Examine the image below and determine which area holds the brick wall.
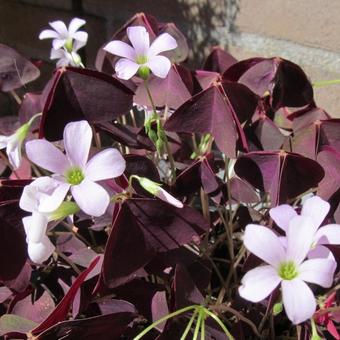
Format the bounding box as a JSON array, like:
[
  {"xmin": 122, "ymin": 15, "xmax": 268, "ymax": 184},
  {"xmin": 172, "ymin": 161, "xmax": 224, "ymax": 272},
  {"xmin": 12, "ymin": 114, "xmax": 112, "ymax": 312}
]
[{"xmin": 1, "ymin": 0, "xmax": 340, "ymax": 117}]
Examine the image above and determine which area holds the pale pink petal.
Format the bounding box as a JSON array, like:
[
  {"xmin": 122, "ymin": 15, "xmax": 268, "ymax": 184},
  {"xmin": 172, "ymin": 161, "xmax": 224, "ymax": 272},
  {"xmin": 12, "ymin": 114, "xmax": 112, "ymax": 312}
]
[
  {"xmin": 72, "ymin": 31, "xmax": 88, "ymax": 43},
  {"xmin": 7, "ymin": 141, "xmax": 21, "ymax": 170},
  {"xmin": 157, "ymin": 188, "xmax": 183, "ymax": 208},
  {"xmin": 39, "ymin": 29, "xmax": 60, "ymax": 40},
  {"xmin": 38, "ymin": 182, "xmax": 70, "ymax": 213},
  {"xmin": 243, "ymin": 224, "xmax": 285, "ymax": 267},
  {"xmin": 147, "ymin": 56, "xmax": 171, "ymax": 78},
  {"xmin": 73, "ymin": 39, "xmax": 86, "ymax": 51},
  {"xmin": 127, "ymin": 26, "xmax": 150, "ymax": 56},
  {"xmin": 64, "ymin": 120, "xmax": 92, "ymax": 167},
  {"xmin": 281, "ymin": 279, "xmax": 316, "ymax": 324},
  {"xmin": 286, "ymin": 215, "xmax": 315, "ymax": 265},
  {"xmin": 28, "ymin": 236, "xmax": 55, "ymax": 264},
  {"xmin": 50, "ymin": 48, "xmax": 64, "ymax": 60},
  {"xmin": 115, "ymin": 58, "xmax": 139, "ymax": 80},
  {"xmin": 148, "ymin": 33, "xmax": 177, "ymax": 56},
  {"xmin": 103, "ymin": 41, "xmax": 136, "ymax": 60},
  {"xmin": 85, "ymin": 148, "xmax": 125, "ymax": 181},
  {"xmin": 68, "ymin": 18, "xmax": 86, "ymax": 36},
  {"xmin": 301, "ymin": 196, "xmax": 330, "ymax": 229},
  {"xmin": 299, "ymin": 258, "xmax": 336, "ymax": 288},
  {"xmin": 239, "ymin": 265, "xmax": 281, "ymax": 302},
  {"xmin": 53, "ymin": 38, "xmax": 67, "ymax": 50},
  {"xmin": 71, "ymin": 179, "xmax": 109, "ymax": 217},
  {"xmin": 49, "ymin": 20, "xmax": 68, "ymax": 37},
  {"xmin": 23, "ymin": 213, "xmax": 49, "ymax": 243},
  {"xmin": 25, "ymin": 139, "xmax": 70, "ymax": 174},
  {"xmin": 0, "ymin": 136, "xmax": 9, "ymax": 149},
  {"xmin": 308, "ymin": 244, "xmax": 333, "ymax": 259},
  {"xmin": 269, "ymin": 204, "xmax": 297, "ymax": 232},
  {"xmin": 314, "ymin": 224, "xmax": 340, "ymax": 245}
]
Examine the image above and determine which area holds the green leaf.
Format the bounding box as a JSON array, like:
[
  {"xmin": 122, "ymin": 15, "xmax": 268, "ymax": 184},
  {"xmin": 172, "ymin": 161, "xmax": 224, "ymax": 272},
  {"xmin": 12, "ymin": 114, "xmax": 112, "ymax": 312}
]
[{"xmin": 0, "ymin": 314, "xmax": 37, "ymax": 336}]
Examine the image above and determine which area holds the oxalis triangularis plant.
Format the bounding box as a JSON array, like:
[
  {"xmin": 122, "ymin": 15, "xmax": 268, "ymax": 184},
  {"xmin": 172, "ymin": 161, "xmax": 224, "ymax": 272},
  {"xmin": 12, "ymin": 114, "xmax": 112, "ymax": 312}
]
[{"xmin": 0, "ymin": 13, "xmax": 339, "ymax": 340}]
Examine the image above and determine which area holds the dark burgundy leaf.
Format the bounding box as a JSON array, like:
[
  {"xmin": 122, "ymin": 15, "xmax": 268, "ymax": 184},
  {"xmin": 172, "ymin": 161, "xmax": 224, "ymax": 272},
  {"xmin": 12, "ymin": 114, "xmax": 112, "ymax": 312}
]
[
  {"xmin": 319, "ymin": 119, "xmax": 340, "ymax": 153},
  {"xmin": 203, "ymin": 46, "xmax": 237, "ymax": 74},
  {"xmin": 96, "ymin": 121, "xmax": 155, "ymax": 150},
  {"xmin": 18, "ymin": 92, "xmax": 43, "ymax": 129},
  {"xmin": 317, "ymin": 146, "xmax": 340, "ymax": 200},
  {"xmin": 134, "ymin": 65, "xmax": 191, "ymax": 109},
  {"xmin": 195, "ymin": 70, "xmax": 221, "ymax": 90},
  {"xmin": 0, "ymin": 44, "xmax": 40, "ymax": 92},
  {"xmin": 31, "ymin": 256, "xmax": 100, "ymax": 336},
  {"xmin": 37, "ymin": 312, "xmax": 136, "ymax": 340},
  {"xmin": 234, "ymin": 151, "xmax": 324, "ymax": 206},
  {"xmin": 173, "ymin": 264, "xmax": 204, "ymax": 309},
  {"xmin": 39, "ymin": 67, "xmax": 134, "ymax": 141},
  {"xmin": 165, "ymin": 82, "xmax": 258, "ymax": 158},
  {"xmin": 103, "ymin": 199, "xmax": 209, "ymax": 288},
  {"xmin": 223, "ymin": 57, "xmax": 313, "ymax": 111},
  {"xmin": 229, "ymin": 177, "xmax": 259, "ymax": 204},
  {"xmin": 0, "ymin": 203, "xmax": 27, "ymax": 281}
]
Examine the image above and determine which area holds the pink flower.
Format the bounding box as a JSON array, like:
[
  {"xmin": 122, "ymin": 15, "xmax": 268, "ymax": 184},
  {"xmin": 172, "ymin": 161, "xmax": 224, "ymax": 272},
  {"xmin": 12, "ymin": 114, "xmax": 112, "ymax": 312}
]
[
  {"xmin": 270, "ymin": 196, "xmax": 340, "ymax": 259},
  {"xmin": 25, "ymin": 120, "xmax": 126, "ymax": 217},
  {"xmin": 103, "ymin": 26, "xmax": 177, "ymax": 80},
  {"xmin": 239, "ymin": 218, "xmax": 336, "ymax": 324}
]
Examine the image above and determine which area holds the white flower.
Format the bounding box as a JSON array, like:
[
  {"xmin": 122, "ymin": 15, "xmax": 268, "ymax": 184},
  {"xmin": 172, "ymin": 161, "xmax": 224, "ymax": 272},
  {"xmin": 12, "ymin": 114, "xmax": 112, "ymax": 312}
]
[
  {"xmin": 25, "ymin": 120, "xmax": 126, "ymax": 217},
  {"xmin": 39, "ymin": 18, "xmax": 88, "ymax": 51},
  {"xmin": 104, "ymin": 26, "xmax": 177, "ymax": 80},
  {"xmin": 50, "ymin": 46, "xmax": 82, "ymax": 67},
  {"xmin": 239, "ymin": 219, "xmax": 336, "ymax": 324},
  {"xmin": 20, "ymin": 176, "xmax": 79, "ymax": 264}
]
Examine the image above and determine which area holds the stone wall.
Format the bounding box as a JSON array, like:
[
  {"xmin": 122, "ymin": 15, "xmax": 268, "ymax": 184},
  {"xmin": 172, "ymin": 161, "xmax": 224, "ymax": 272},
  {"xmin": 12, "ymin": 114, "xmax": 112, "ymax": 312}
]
[{"xmin": 1, "ymin": 0, "xmax": 340, "ymax": 116}]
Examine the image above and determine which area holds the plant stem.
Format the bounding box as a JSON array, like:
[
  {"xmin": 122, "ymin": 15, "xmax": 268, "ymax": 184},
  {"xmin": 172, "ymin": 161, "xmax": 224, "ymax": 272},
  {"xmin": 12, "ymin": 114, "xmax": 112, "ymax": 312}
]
[
  {"xmin": 180, "ymin": 309, "xmax": 198, "ymax": 340},
  {"xmin": 313, "ymin": 79, "xmax": 340, "ymax": 88},
  {"xmin": 134, "ymin": 305, "xmax": 197, "ymax": 340}
]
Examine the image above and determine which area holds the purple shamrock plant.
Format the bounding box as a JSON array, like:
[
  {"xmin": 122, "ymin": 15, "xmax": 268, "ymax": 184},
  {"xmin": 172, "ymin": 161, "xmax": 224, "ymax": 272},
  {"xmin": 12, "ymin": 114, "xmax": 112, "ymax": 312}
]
[{"xmin": 0, "ymin": 12, "xmax": 339, "ymax": 340}]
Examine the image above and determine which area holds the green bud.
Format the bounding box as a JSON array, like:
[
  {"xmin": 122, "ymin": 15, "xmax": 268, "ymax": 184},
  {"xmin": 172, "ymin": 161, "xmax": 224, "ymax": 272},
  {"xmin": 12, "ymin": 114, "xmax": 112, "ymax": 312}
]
[
  {"xmin": 134, "ymin": 176, "xmax": 162, "ymax": 196},
  {"xmin": 156, "ymin": 138, "xmax": 165, "ymax": 154},
  {"xmin": 148, "ymin": 129, "xmax": 158, "ymax": 145},
  {"xmin": 273, "ymin": 302, "xmax": 283, "ymax": 316},
  {"xmin": 138, "ymin": 66, "xmax": 150, "ymax": 80},
  {"xmin": 50, "ymin": 201, "xmax": 80, "ymax": 220}
]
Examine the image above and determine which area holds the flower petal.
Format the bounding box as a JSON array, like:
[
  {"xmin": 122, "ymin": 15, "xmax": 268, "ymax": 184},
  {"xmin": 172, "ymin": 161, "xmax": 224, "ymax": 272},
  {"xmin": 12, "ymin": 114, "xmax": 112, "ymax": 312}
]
[
  {"xmin": 85, "ymin": 148, "xmax": 125, "ymax": 181},
  {"xmin": 308, "ymin": 245, "xmax": 333, "ymax": 259},
  {"xmin": 314, "ymin": 224, "xmax": 340, "ymax": 245},
  {"xmin": 23, "ymin": 212, "xmax": 49, "ymax": 243},
  {"xmin": 25, "ymin": 139, "xmax": 70, "ymax": 174},
  {"xmin": 52, "ymin": 38, "xmax": 67, "ymax": 50},
  {"xmin": 72, "ymin": 31, "xmax": 88, "ymax": 43},
  {"xmin": 282, "ymin": 279, "xmax": 316, "ymax": 324},
  {"xmin": 50, "ymin": 48, "xmax": 65, "ymax": 60},
  {"xmin": 28, "ymin": 236, "xmax": 55, "ymax": 264},
  {"xmin": 115, "ymin": 58, "xmax": 139, "ymax": 80},
  {"xmin": 148, "ymin": 33, "xmax": 177, "ymax": 56},
  {"xmin": 239, "ymin": 265, "xmax": 281, "ymax": 302},
  {"xmin": 286, "ymin": 215, "xmax": 315, "ymax": 265},
  {"xmin": 39, "ymin": 29, "xmax": 60, "ymax": 40},
  {"xmin": 71, "ymin": 179, "xmax": 109, "ymax": 217},
  {"xmin": 38, "ymin": 182, "xmax": 70, "ymax": 213},
  {"xmin": 0, "ymin": 136, "xmax": 9, "ymax": 149},
  {"xmin": 299, "ymin": 258, "xmax": 336, "ymax": 287},
  {"xmin": 49, "ymin": 20, "xmax": 68, "ymax": 37},
  {"xmin": 301, "ymin": 196, "xmax": 330, "ymax": 229},
  {"xmin": 127, "ymin": 26, "xmax": 150, "ymax": 56},
  {"xmin": 243, "ymin": 224, "xmax": 285, "ymax": 267},
  {"xmin": 269, "ymin": 204, "xmax": 297, "ymax": 232},
  {"xmin": 103, "ymin": 41, "xmax": 136, "ymax": 60},
  {"xmin": 157, "ymin": 188, "xmax": 183, "ymax": 208},
  {"xmin": 147, "ymin": 55, "xmax": 171, "ymax": 78},
  {"xmin": 64, "ymin": 120, "xmax": 92, "ymax": 168},
  {"xmin": 68, "ymin": 18, "xmax": 86, "ymax": 36},
  {"xmin": 7, "ymin": 139, "xmax": 21, "ymax": 170}
]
